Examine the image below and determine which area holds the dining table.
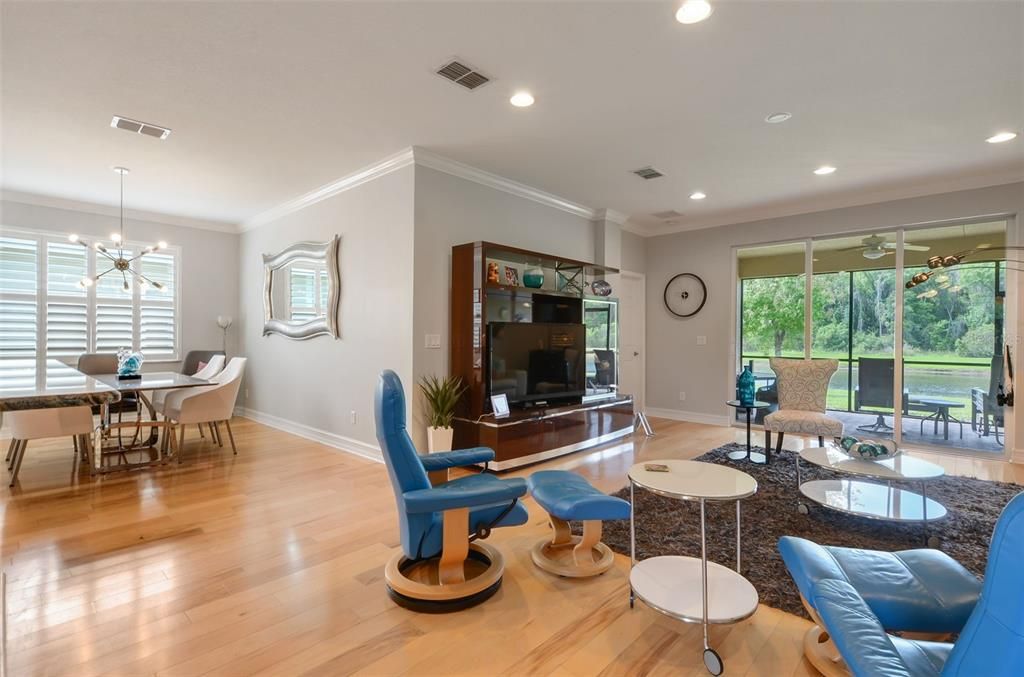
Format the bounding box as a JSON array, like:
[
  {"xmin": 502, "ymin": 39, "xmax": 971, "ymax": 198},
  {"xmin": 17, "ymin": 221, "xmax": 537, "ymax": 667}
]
[{"xmin": 0, "ymin": 359, "xmax": 212, "ymax": 474}]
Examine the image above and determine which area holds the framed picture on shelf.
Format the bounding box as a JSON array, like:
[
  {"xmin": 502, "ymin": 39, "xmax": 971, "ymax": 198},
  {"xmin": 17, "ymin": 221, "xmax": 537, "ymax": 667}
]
[
  {"xmin": 491, "ymin": 393, "xmax": 511, "ymax": 419},
  {"xmin": 504, "ymin": 266, "xmax": 520, "ymax": 287}
]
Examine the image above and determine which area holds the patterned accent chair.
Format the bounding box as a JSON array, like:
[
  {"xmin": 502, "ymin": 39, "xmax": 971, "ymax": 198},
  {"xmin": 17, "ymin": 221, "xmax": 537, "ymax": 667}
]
[{"xmin": 763, "ymin": 358, "xmax": 843, "ymax": 462}]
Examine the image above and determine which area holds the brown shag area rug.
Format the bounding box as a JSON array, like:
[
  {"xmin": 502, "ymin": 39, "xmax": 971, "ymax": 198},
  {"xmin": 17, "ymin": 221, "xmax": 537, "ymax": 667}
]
[{"xmin": 600, "ymin": 443, "xmax": 1022, "ymax": 618}]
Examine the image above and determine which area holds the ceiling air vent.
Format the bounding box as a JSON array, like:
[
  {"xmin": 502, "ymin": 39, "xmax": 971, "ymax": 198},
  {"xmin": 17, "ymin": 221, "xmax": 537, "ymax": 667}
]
[
  {"xmin": 652, "ymin": 210, "xmax": 683, "ymax": 220},
  {"xmin": 436, "ymin": 59, "xmax": 491, "ymax": 90},
  {"xmin": 632, "ymin": 166, "xmax": 664, "ymax": 180},
  {"xmin": 111, "ymin": 115, "xmax": 171, "ymax": 140}
]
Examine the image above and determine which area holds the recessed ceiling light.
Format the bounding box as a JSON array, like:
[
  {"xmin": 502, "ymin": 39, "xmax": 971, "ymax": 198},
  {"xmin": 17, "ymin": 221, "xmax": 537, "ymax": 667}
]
[
  {"xmin": 814, "ymin": 165, "xmax": 837, "ymax": 175},
  {"xmin": 675, "ymin": 0, "xmax": 713, "ymax": 24},
  {"xmin": 690, "ymin": 191, "xmax": 707, "ymax": 200},
  {"xmin": 510, "ymin": 91, "xmax": 535, "ymax": 107},
  {"xmin": 765, "ymin": 112, "xmax": 792, "ymax": 124},
  {"xmin": 986, "ymin": 131, "xmax": 1017, "ymax": 144}
]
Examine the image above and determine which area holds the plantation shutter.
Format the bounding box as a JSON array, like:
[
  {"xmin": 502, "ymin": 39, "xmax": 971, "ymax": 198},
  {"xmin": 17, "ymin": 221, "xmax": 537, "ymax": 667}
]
[
  {"xmin": 95, "ymin": 304, "xmax": 133, "ymax": 352},
  {"xmin": 0, "ymin": 236, "xmax": 39, "ymax": 357},
  {"xmin": 140, "ymin": 253, "xmax": 176, "ymax": 356},
  {"xmin": 290, "ymin": 268, "xmax": 317, "ymax": 321},
  {"xmin": 45, "ymin": 242, "xmax": 88, "ymax": 356}
]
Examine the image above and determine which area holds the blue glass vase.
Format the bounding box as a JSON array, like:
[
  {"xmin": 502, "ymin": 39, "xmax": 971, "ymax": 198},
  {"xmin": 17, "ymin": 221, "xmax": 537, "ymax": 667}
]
[{"xmin": 736, "ymin": 366, "xmax": 756, "ymax": 406}]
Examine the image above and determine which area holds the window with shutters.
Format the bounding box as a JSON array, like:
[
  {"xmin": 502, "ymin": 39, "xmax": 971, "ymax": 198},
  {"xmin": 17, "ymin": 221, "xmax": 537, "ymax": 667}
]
[
  {"xmin": 0, "ymin": 230, "xmax": 180, "ymax": 361},
  {"xmin": 288, "ymin": 266, "xmax": 321, "ymax": 321}
]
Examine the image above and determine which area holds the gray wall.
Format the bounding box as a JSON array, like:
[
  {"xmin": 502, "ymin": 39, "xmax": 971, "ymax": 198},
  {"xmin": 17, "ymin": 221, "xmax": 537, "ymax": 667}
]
[
  {"xmin": 237, "ymin": 166, "xmax": 415, "ymax": 454},
  {"xmin": 0, "ymin": 198, "xmax": 240, "ymax": 366},
  {"xmin": 644, "ymin": 182, "xmax": 1023, "ymax": 441},
  {"xmin": 621, "ymin": 230, "xmax": 647, "ymax": 274},
  {"xmin": 411, "ymin": 166, "xmax": 598, "ymax": 448}
]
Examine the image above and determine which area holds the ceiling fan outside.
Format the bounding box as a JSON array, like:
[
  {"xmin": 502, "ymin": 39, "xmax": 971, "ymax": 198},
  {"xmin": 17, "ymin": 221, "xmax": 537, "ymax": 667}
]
[{"xmin": 838, "ymin": 234, "xmax": 930, "ymax": 260}]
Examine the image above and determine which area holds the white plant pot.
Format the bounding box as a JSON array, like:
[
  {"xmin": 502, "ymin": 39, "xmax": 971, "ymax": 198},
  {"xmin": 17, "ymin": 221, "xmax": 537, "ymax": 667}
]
[{"xmin": 427, "ymin": 426, "xmax": 454, "ymax": 453}]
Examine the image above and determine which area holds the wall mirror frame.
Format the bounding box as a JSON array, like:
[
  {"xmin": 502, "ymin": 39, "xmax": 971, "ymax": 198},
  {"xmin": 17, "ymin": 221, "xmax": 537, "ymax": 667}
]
[{"xmin": 262, "ymin": 235, "xmax": 341, "ymax": 340}]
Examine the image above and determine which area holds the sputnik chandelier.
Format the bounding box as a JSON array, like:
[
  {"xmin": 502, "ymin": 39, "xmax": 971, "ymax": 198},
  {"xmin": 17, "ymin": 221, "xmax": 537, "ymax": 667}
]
[
  {"xmin": 69, "ymin": 166, "xmax": 167, "ymax": 291},
  {"xmin": 905, "ymin": 244, "xmax": 1024, "ymax": 293}
]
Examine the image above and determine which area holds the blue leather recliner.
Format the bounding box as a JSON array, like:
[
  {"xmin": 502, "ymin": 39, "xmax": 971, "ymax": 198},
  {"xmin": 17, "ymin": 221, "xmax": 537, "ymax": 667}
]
[
  {"xmin": 780, "ymin": 491, "xmax": 1024, "ymax": 676},
  {"xmin": 375, "ymin": 370, "xmax": 528, "ymax": 612}
]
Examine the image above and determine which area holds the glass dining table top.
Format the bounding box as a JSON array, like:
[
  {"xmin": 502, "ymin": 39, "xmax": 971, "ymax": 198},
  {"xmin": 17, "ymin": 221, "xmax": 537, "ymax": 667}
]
[
  {"xmin": 93, "ymin": 371, "xmax": 210, "ymax": 392},
  {"xmin": 0, "ymin": 360, "xmax": 211, "ymax": 411},
  {"xmin": 0, "ymin": 359, "xmax": 119, "ymax": 411}
]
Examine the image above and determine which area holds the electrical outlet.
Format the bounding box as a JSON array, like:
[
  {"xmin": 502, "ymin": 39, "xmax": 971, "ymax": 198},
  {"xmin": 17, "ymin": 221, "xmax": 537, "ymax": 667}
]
[
  {"xmin": 696, "ymin": 336, "xmax": 707, "ymax": 346},
  {"xmin": 678, "ymin": 391, "xmax": 687, "ymax": 401},
  {"xmin": 350, "ymin": 410, "xmax": 357, "ymax": 424}
]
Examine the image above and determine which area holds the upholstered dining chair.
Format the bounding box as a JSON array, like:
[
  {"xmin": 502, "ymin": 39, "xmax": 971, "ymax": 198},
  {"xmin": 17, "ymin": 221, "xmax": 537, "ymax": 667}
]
[
  {"xmin": 151, "ymin": 354, "xmax": 226, "ymax": 430},
  {"xmin": 161, "ymin": 357, "xmax": 246, "ymax": 459},
  {"xmin": 5, "ymin": 405, "xmax": 95, "ymax": 487},
  {"xmin": 375, "ymin": 369, "xmax": 528, "ymax": 612},
  {"xmin": 763, "ymin": 358, "xmax": 843, "ymax": 462}
]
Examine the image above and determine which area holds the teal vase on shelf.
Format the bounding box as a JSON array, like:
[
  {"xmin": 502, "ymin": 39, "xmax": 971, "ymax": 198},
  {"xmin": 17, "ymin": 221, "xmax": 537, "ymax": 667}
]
[
  {"xmin": 736, "ymin": 366, "xmax": 756, "ymax": 406},
  {"xmin": 523, "ymin": 266, "xmax": 545, "ymax": 288}
]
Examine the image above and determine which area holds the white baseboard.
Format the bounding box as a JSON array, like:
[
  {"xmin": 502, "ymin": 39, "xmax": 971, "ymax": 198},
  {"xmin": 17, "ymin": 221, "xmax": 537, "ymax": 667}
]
[
  {"xmin": 235, "ymin": 407, "xmax": 382, "ymax": 463},
  {"xmin": 645, "ymin": 407, "xmax": 732, "ymax": 427}
]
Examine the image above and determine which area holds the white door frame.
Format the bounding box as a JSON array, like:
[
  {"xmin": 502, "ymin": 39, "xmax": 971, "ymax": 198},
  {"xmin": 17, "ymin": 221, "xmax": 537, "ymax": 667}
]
[{"xmin": 619, "ymin": 270, "xmax": 646, "ymax": 412}]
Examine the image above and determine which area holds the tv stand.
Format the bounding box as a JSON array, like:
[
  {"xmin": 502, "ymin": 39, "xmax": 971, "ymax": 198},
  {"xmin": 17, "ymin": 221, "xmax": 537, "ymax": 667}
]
[
  {"xmin": 454, "ymin": 395, "xmax": 634, "ymax": 470},
  {"xmin": 450, "ymin": 241, "xmax": 634, "ymax": 469}
]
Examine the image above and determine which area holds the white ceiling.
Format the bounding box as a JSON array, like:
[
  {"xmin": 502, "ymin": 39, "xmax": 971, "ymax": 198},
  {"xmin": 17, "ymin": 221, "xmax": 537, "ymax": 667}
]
[{"xmin": 2, "ymin": 1, "xmax": 1022, "ymax": 235}]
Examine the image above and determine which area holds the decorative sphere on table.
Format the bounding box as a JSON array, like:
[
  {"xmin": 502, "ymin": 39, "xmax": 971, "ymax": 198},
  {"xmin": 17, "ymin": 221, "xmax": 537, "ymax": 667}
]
[
  {"xmin": 736, "ymin": 366, "xmax": 756, "ymax": 406},
  {"xmin": 116, "ymin": 348, "xmax": 144, "ymax": 376}
]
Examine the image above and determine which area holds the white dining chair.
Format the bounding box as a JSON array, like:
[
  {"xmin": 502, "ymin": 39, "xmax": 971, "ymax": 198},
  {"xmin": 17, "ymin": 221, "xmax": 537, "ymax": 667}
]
[
  {"xmin": 152, "ymin": 354, "xmax": 226, "ymax": 443},
  {"xmin": 161, "ymin": 357, "xmax": 247, "ymax": 461},
  {"xmin": 5, "ymin": 406, "xmax": 95, "ymax": 487}
]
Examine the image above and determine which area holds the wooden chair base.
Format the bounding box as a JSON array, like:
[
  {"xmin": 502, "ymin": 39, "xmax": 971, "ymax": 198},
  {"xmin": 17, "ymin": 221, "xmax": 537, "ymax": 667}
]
[
  {"xmin": 530, "ymin": 517, "xmax": 615, "ymax": 578},
  {"xmin": 530, "ymin": 538, "xmax": 615, "ymax": 578},
  {"xmin": 384, "ymin": 542, "xmax": 505, "ymax": 613},
  {"xmin": 803, "ymin": 624, "xmax": 850, "ymax": 677}
]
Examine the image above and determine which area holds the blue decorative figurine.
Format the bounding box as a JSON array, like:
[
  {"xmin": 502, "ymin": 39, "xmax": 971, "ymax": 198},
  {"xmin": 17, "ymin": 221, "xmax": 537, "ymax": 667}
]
[
  {"xmin": 736, "ymin": 365, "xmax": 756, "ymax": 406},
  {"xmin": 116, "ymin": 347, "xmax": 144, "ymax": 379}
]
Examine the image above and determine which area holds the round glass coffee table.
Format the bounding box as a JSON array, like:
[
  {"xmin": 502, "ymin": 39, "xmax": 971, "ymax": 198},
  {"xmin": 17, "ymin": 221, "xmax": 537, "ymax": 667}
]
[
  {"xmin": 628, "ymin": 460, "xmax": 759, "ymax": 676},
  {"xmin": 725, "ymin": 400, "xmax": 772, "ymax": 464},
  {"xmin": 796, "ymin": 443, "xmax": 947, "ymax": 547}
]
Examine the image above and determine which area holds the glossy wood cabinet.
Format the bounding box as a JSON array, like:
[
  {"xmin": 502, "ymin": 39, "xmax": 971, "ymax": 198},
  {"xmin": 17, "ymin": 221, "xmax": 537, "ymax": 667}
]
[{"xmin": 450, "ymin": 241, "xmax": 633, "ymax": 469}]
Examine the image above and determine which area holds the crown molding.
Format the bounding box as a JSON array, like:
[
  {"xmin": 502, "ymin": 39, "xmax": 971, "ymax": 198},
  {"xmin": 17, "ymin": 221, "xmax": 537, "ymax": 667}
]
[
  {"xmin": 0, "ymin": 189, "xmax": 239, "ymax": 233},
  {"xmin": 592, "ymin": 207, "xmax": 628, "ymax": 225},
  {"xmin": 241, "ymin": 147, "xmax": 416, "ymax": 231},
  {"xmin": 411, "ymin": 147, "xmax": 598, "ymax": 221},
  {"xmin": 641, "ymin": 169, "xmax": 1024, "ymax": 238}
]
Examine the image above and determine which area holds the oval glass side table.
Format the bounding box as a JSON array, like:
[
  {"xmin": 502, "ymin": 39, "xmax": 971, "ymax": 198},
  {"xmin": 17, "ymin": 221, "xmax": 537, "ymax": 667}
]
[{"xmin": 628, "ymin": 460, "xmax": 759, "ymax": 676}]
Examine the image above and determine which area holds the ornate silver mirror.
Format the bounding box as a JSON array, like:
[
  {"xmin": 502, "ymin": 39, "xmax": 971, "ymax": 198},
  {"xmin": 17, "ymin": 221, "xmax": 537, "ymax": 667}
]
[{"xmin": 263, "ymin": 235, "xmax": 341, "ymax": 339}]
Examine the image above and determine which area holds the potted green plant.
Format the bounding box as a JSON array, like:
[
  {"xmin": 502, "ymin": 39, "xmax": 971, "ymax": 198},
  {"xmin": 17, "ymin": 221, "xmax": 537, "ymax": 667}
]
[{"xmin": 418, "ymin": 374, "xmax": 467, "ymax": 452}]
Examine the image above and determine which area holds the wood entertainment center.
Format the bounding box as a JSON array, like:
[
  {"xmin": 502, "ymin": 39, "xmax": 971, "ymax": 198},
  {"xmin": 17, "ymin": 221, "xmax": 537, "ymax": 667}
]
[{"xmin": 450, "ymin": 241, "xmax": 634, "ymax": 470}]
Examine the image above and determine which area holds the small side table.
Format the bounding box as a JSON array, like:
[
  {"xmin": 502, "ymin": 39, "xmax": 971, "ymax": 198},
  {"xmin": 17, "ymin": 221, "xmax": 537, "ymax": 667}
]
[
  {"xmin": 628, "ymin": 460, "xmax": 759, "ymax": 676},
  {"xmin": 726, "ymin": 400, "xmax": 771, "ymax": 464}
]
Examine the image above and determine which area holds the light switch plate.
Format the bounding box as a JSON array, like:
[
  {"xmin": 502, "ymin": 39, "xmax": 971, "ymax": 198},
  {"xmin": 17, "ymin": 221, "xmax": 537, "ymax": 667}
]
[
  {"xmin": 425, "ymin": 334, "xmax": 442, "ymax": 349},
  {"xmin": 696, "ymin": 336, "xmax": 707, "ymax": 345}
]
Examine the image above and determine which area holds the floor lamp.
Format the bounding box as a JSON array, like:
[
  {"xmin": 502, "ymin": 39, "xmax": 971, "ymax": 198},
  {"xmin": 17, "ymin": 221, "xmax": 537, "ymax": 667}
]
[{"xmin": 217, "ymin": 316, "xmax": 233, "ymax": 356}]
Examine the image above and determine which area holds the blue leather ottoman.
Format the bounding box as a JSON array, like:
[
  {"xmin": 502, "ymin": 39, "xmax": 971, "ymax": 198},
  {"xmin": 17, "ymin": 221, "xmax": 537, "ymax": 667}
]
[
  {"xmin": 527, "ymin": 470, "xmax": 631, "ymax": 577},
  {"xmin": 778, "ymin": 536, "xmax": 981, "ymax": 634}
]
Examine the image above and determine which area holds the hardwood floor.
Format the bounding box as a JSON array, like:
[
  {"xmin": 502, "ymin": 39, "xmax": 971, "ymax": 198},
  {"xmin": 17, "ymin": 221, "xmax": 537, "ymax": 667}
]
[{"xmin": 1, "ymin": 417, "xmax": 1020, "ymax": 676}]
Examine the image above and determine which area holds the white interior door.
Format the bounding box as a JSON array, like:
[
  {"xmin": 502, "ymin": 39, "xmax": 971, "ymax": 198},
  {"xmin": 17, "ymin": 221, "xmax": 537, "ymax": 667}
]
[{"xmin": 617, "ymin": 271, "xmax": 646, "ymax": 411}]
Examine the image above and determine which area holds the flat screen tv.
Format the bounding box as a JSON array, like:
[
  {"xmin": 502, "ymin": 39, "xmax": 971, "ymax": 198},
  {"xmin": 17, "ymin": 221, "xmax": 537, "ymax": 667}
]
[{"xmin": 488, "ymin": 322, "xmax": 586, "ymax": 406}]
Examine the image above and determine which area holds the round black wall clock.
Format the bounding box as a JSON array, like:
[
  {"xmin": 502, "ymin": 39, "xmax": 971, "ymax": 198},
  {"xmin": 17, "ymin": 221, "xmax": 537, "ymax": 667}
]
[{"xmin": 663, "ymin": 273, "xmax": 707, "ymax": 318}]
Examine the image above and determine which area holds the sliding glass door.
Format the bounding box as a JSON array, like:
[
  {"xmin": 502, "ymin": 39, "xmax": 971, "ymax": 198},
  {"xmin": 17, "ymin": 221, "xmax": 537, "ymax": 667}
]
[
  {"xmin": 811, "ymin": 233, "xmax": 898, "ymax": 442},
  {"xmin": 736, "ymin": 219, "xmax": 1011, "ymax": 455}
]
